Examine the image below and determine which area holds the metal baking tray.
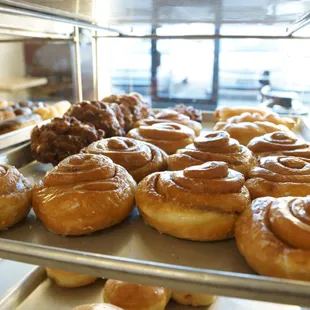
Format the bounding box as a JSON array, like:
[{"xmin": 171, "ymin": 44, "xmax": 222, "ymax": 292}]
[
  {"xmin": 0, "ymin": 112, "xmax": 310, "ymax": 306},
  {"xmin": 0, "ymin": 267, "xmax": 299, "ymax": 310}
]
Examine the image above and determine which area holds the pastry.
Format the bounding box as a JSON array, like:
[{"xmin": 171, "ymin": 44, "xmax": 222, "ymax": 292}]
[
  {"xmin": 245, "ymin": 156, "xmax": 310, "ymax": 198},
  {"xmin": 34, "ymin": 100, "xmax": 71, "ymax": 120},
  {"xmin": 235, "ymin": 196, "xmax": 310, "ymax": 280},
  {"xmin": 14, "ymin": 107, "xmax": 32, "ymax": 116},
  {"xmin": 66, "ymin": 101, "xmax": 125, "ymax": 137},
  {"xmin": 0, "ymin": 114, "xmax": 41, "ymax": 135},
  {"xmin": 136, "ymin": 161, "xmax": 250, "ymax": 241},
  {"xmin": 17, "ymin": 100, "xmax": 46, "ymax": 110},
  {"xmin": 168, "ymin": 131, "xmax": 257, "ymax": 177},
  {"xmin": 0, "ymin": 110, "xmax": 15, "ymax": 122},
  {"xmin": 46, "ymin": 268, "xmax": 97, "ymax": 288},
  {"xmin": 83, "ymin": 137, "xmax": 168, "ymax": 183},
  {"xmin": 248, "ymin": 131, "xmax": 310, "ymax": 159},
  {"xmin": 172, "ymin": 291, "xmax": 216, "ymax": 306},
  {"xmin": 135, "ymin": 110, "xmax": 202, "ymax": 136},
  {"xmin": 214, "ymin": 106, "xmax": 269, "ymax": 122},
  {"xmin": 73, "ymin": 304, "xmax": 124, "ymax": 310},
  {"xmin": 32, "ymin": 154, "xmax": 136, "ymax": 235},
  {"xmin": 171, "ymin": 104, "xmax": 202, "ymax": 122},
  {"xmin": 0, "ymin": 100, "xmax": 9, "ymax": 109},
  {"xmin": 0, "ymin": 165, "xmax": 32, "ymax": 230},
  {"xmin": 103, "ymin": 279, "xmax": 171, "ymax": 310},
  {"xmin": 127, "ymin": 123, "xmax": 195, "ymax": 155},
  {"xmin": 213, "ymin": 121, "xmax": 293, "ymax": 146},
  {"xmin": 30, "ymin": 116, "xmax": 104, "ymax": 165}
]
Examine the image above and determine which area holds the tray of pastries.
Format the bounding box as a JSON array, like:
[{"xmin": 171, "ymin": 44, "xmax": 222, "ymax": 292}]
[{"xmin": 0, "ymin": 96, "xmax": 310, "ymax": 306}]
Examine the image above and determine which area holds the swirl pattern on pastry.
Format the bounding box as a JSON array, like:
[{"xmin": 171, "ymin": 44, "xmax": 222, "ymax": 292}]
[
  {"xmin": 127, "ymin": 122, "xmax": 195, "ymax": 155},
  {"xmin": 83, "ymin": 137, "xmax": 167, "ymax": 183},
  {"xmin": 0, "ymin": 165, "xmax": 32, "ymax": 230},
  {"xmin": 168, "ymin": 131, "xmax": 257, "ymax": 177},
  {"xmin": 136, "ymin": 161, "xmax": 250, "ymax": 241},
  {"xmin": 33, "ymin": 154, "xmax": 136, "ymax": 235},
  {"xmin": 246, "ymin": 155, "xmax": 310, "ymax": 198},
  {"xmin": 236, "ymin": 196, "xmax": 310, "ymax": 280}
]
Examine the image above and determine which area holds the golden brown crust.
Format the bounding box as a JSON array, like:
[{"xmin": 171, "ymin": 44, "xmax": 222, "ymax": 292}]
[
  {"xmin": 171, "ymin": 104, "xmax": 202, "ymax": 122},
  {"xmin": 83, "ymin": 137, "xmax": 167, "ymax": 183},
  {"xmin": 245, "ymin": 156, "xmax": 310, "ymax": 198},
  {"xmin": 34, "ymin": 101, "xmax": 71, "ymax": 120},
  {"xmin": 127, "ymin": 123, "xmax": 195, "ymax": 155},
  {"xmin": 214, "ymin": 106, "xmax": 268, "ymax": 122},
  {"xmin": 168, "ymin": 131, "xmax": 257, "ymax": 177},
  {"xmin": 235, "ymin": 196, "xmax": 310, "ymax": 280},
  {"xmin": 0, "ymin": 165, "xmax": 32, "ymax": 230},
  {"xmin": 171, "ymin": 291, "xmax": 216, "ymax": 306},
  {"xmin": 74, "ymin": 304, "xmax": 124, "ymax": 310},
  {"xmin": 103, "ymin": 280, "xmax": 171, "ymax": 310},
  {"xmin": 0, "ymin": 110, "xmax": 15, "ymax": 122},
  {"xmin": 32, "ymin": 154, "xmax": 136, "ymax": 235},
  {"xmin": 46, "ymin": 268, "xmax": 97, "ymax": 288},
  {"xmin": 136, "ymin": 161, "xmax": 250, "ymax": 241}
]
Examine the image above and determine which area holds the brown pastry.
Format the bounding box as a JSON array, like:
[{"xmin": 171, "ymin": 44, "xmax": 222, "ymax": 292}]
[
  {"xmin": 171, "ymin": 104, "xmax": 202, "ymax": 122},
  {"xmin": 46, "ymin": 268, "xmax": 97, "ymax": 288},
  {"xmin": 214, "ymin": 121, "xmax": 293, "ymax": 146},
  {"xmin": 108, "ymin": 102, "xmax": 126, "ymax": 130},
  {"xmin": 14, "ymin": 107, "xmax": 32, "ymax": 116},
  {"xmin": 32, "ymin": 154, "xmax": 136, "ymax": 235},
  {"xmin": 0, "ymin": 165, "xmax": 32, "ymax": 230},
  {"xmin": 127, "ymin": 123, "xmax": 195, "ymax": 155},
  {"xmin": 0, "ymin": 110, "xmax": 15, "ymax": 122},
  {"xmin": 0, "ymin": 100, "xmax": 9, "ymax": 109},
  {"xmin": 172, "ymin": 291, "xmax": 216, "ymax": 306},
  {"xmin": 0, "ymin": 114, "xmax": 41, "ymax": 135},
  {"xmin": 34, "ymin": 100, "xmax": 71, "ymax": 120},
  {"xmin": 214, "ymin": 106, "xmax": 269, "ymax": 122},
  {"xmin": 135, "ymin": 110, "xmax": 202, "ymax": 136},
  {"xmin": 103, "ymin": 280, "xmax": 171, "ymax": 310},
  {"xmin": 168, "ymin": 131, "xmax": 257, "ymax": 177},
  {"xmin": 247, "ymin": 131, "xmax": 310, "ymax": 159},
  {"xmin": 245, "ymin": 156, "xmax": 310, "ymax": 198},
  {"xmin": 30, "ymin": 116, "xmax": 104, "ymax": 165},
  {"xmin": 235, "ymin": 196, "xmax": 310, "ymax": 281},
  {"xmin": 66, "ymin": 101, "xmax": 125, "ymax": 137},
  {"xmin": 136, "ymin": 161, "xmax": 251, "ymax": 241},
  {"xmin": 73, "ymin": 304, "xmax": 124, "ymax": 310},
  {"xmin": 83, "ymin": 137, "xmax": 168, "ymax": 183}
]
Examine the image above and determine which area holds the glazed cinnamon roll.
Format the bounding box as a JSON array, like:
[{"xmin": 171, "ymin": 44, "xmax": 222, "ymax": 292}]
[
  {"xmin": 246, "ymin": 156, "xmax": 310, "ymax": 198},
  {"xmin": 168, "ymin": 131, "xmax": 257, "ymax": 177},
  {"xmin": 214, "ymin": 121, "xmax": 293, "ymax": 146},
  {"xmin": 248, "ymin": 131, "xmax": 310, "ymax": 159},
  {"xmin": 0, "ymin": 165, "xmax": 32, "ymax": 230},
  {"xmin": 83, "ymin": 137, "xmax": 167, "ymax": 183},
  {"xmin": 236, "ymin": 196, "xmax": 310, "ymax": 280},
  {"xmin": 136, "ymin": 161, "xmax": 250, "ymax": 241},
  {"xmin": 127, "ymin": 123, "xmax": 195, "ymax": 155},
  {"xmin": 32, "ymin": 154, "xmax": 136, "ymax": 235},
  {"xmin": 214, "ymin": 106, "xmax": 269, "ymax": 122}
]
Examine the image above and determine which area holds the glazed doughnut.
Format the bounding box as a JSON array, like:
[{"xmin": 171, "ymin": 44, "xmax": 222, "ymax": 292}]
[
  {"xmin": 168, "ymin": 131, "xmax": 257, "ymax": 178},
  {"xmin": 0, "ymin": 165, "xmax": 32, "ymax": 230},
  {"xmin": 83, "ymin": 137, "xmax": 167, "ymax": 183},
  {"xmin": 32, "ymin": 154, "xmax": 136, "ymax": 235},
  {"xmin": 136, "ymin": 161, "xmax": 250, "ymax": 241},
  {"xmin": 103, "ymin": 279, "xmax": 171, "ymax": 310},
  {"xmin": 235, "ymin": 196, "xmax": 310, "ymax": 280},
  {"xmin": 214, "ymin": 106, "xmax": 269, "ymax": 122},
  {"xmin": 46, "ymin": 268, "xmax": 96, "ymax": 288},
  {"xmin": 73, "ymin": 304, "xmax": 124, "ymax": 310},
  {"xmin": 127, "ymin": 122, "xmax": 195, "ymax": 155},
  {"xmin": 172, "ymin": 291, "xmax": 216, "ymax": 306},
  {"xmin": 245, "ymin": 156, "xmax": 310, "ymax": 198}
]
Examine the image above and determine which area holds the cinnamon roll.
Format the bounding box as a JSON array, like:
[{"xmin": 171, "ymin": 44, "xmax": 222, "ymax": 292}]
[
  {"xmin": 236, "ymin": 196, "xmax": 310, "ymax": 280},
  {"xmin": 248, "ymin": 131, "xmax": 310, "ymax": 159},
  {"xmin": 83, "ymin": 137, "xmax": 167, "ymax": 183},
  {"xmin": 32, "ymin": 154, "xmax": 136, "ymax": 235},
  {"xmin": 0, "ymin": 165, "xmax": 32, "ymax": 230},
  {"xmin": 127, "ymin": 123, "xmax": 195, "ymax": 155},
  {"xmin": 168, "ymin": 131, "xmax": 257, "ymax": 177},
  {"xmin": 245, "ymin": 156, "xmax": 310, "ymax": 198},
  {"xmin": 172, "ymin": 291, "xmax": 216, "ymax": 306},
  {"xmin": 136, "ymin": 161, "xmax": 250, "ymax": 241},
  {"xmin": 214, "ymin": 121, "xmax": 293, "ymax": 146},
  {"xmin": 214, "ymin": 106, "xmax": 269, "ymax": 122}
]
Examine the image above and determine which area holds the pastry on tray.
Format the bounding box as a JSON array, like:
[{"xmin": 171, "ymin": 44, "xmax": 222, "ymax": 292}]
[
  {"xmin": 0, "ymin": 110, "xmax": 15, "ymax": 122},
  {"xmin": 168, "ymin": 131, "xmax": 257, "ymax": 178},
  {"xmin": 73, "ymin": 304, "xmax": 124, "ymax": 310},
  {"xmin": 247, "ymin": 131, "xmax": 310, "ymax": 159},
  {"xmin": 136, "ymin": 161, "xmax": 250, "ymax": 241},
  {"xmin": 0, "ymin": 114, "xmax": 42, "ymax": 135},
  {"xmin": 33, "ymin": 100, "xmax": 71, "ymax": 120},
  {"xmin": 135, "ymin": 109, "xmax": 202, "ymax": 136},
  {"xmin": 83, "ymin": 137, "xmax": 167, "ymax": 183},
  {"xmin": 235, "ymin": 196, "xmax": 310, "ymax": 281},
  {"xmin": 172, "ymin": 291, "xmax": 216, "ymax": 306},
  {"xmin": 46, "ymin": 268, "xmax": 97, "ymax": 288},
  {"xmin": 127, "ymin": 122, "xmax": 195, "ymax": 155},
  {"xmin": 32, "ymin": 154, "xmax": 136, "ymax": 235},
  {"xmin": 103, "ymin": 279, "xmax": 171, "ymax": 310},
  {"xmin": 214, "ymin": 106, "xmax": 269, "ymax": 122},
  {"xmin": 0, "ymin": 165, "xmax": 32, "ymax": 230},
  {"xmin": 213, "ymin": 121, "xmax": 293, "ymax": 146},
  {"xmin": 245, "ymin": 155, "xmax": 310, "ymax": 198},
  {"xmin": 171, "ymin": 104, "xmax": 202, "ymax": 123}
]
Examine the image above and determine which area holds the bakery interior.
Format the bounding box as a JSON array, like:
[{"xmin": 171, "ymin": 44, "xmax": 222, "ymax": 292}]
[{"xmin": 1, "ymin": 0, "xmax": 310, "ymax": 309}]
